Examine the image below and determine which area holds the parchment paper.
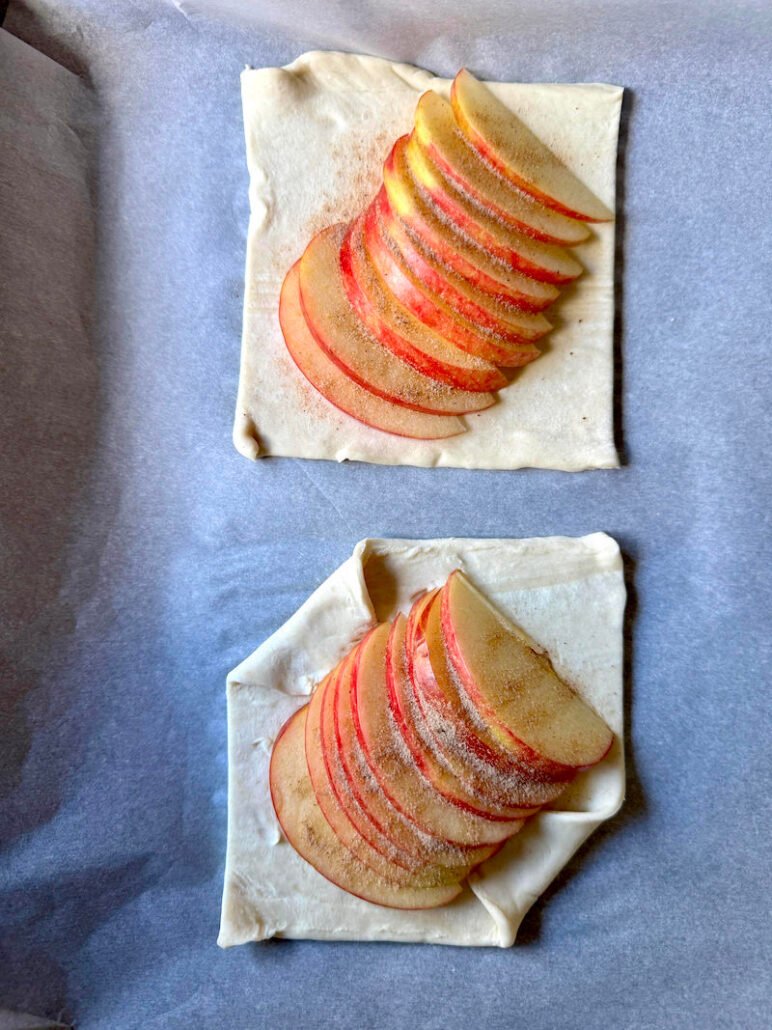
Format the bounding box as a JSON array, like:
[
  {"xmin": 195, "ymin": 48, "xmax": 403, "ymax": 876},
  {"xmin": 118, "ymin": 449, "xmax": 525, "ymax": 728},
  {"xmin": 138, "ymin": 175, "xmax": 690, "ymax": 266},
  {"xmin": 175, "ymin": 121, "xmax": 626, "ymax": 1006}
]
[{"xmin": 2, "ymin": 1, "xmax": 771, "ymax": 1028}]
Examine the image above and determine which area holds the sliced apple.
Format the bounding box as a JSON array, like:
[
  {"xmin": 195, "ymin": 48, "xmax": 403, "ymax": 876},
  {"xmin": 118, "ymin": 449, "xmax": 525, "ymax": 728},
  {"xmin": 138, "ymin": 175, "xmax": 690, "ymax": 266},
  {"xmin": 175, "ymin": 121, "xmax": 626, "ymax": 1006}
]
[
  {"xmin": 384, "ymin": 617, "xmax": 532, "ymax": 832},
  {"xmin": 352, "ymin": 619, "xmax": 525, "ymax": 847},
  {"xmin": 279, "ymin": 262, "xmax": 465, "ymax": 440},
  {"xmin": 271, "ymin": 705, "xmax": 464, "ymax": 909},
  {"xmin": 305, "ymin": 665, "xmax": 420, "ymax": 882},
  {"xmin": 413, "ymin": 90, "xmax": 590, "ymax": 246},
  {"xmin": 382, "ymin": 145, "xmax": 559, "ymax": 311},
  {"xmin": 441, "ymin": 570, "xmax": 614, "ymax": 772},
  {"xmin": 339, "ymin": 217, "xmax": 506, "ymax": 392},
  {"xmin": 405, "ymin": 134, "xmax": 582, "ymax": 284},
  {"xmin": 451, "ymin": 69, "xmax": 613, "ymax": 223},
  {"xmin": 412, "ymin": 592, "xmax": 571, "ymax": 808},
  {"xmin": 337, "ymin": 632, "xmax": 499, "ymax": 872},
  {"xmin": 298, "ymin": 224, "xmax": 495, "ymax": 416},
  {"xmin": 364, "ymin": 198, "xmax": 545, "ymax": 367}
]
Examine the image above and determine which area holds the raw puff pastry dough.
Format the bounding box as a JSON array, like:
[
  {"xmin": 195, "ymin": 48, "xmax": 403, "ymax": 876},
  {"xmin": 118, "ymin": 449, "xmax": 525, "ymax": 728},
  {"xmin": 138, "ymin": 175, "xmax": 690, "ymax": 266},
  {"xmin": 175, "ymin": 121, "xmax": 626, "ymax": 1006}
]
[
  {"xmin": 219, "ymin": 534, "xmax": 626, "ymax": 948},
  {"xmin": 235, "ymin": 51, "xmax": 622, "ymax": 470}
]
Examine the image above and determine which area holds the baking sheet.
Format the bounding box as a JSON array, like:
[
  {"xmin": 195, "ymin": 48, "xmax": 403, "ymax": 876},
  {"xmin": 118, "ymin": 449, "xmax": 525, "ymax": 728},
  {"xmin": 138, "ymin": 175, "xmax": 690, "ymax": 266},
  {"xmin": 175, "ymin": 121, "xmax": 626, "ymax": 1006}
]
[{"xmin": 2, "ymin": 0, "xmax": 771, "ymax": 1028}]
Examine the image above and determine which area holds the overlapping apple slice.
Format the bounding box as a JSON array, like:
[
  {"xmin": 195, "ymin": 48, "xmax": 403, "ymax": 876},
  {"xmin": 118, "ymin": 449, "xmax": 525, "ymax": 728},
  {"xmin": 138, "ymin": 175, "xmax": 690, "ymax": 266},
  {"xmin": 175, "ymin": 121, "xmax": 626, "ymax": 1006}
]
[
  {"xmin": 451, "ymin": 68, "xmax": 614, "ymax": 223},
  {"xmin": 278, "ymin": 69, "xmax": 612, "ymax": 439},
  {"xmin": 270, "ymin": 570, "xmax": 614, "ymax": 909}
]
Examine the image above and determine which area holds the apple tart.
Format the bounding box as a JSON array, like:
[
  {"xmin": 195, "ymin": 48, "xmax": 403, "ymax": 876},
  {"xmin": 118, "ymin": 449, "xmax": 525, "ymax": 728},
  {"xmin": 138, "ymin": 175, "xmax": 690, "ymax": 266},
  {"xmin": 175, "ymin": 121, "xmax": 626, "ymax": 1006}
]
[
  {"xmin": 219, "ymin": 534, "xmax": 625, "ymax": 947},
  {"xmin": 235, "ymin": 51, "xmax": 622, "ymax": 469}
]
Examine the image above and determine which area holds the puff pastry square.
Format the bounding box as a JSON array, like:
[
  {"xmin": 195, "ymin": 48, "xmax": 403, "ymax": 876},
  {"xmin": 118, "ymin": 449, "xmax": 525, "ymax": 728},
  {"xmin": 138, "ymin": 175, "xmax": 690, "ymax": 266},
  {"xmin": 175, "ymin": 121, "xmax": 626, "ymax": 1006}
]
[
  {"xmin": 234, "ymin": 51, "xmax": 622, "ymax": 470},
  {"xmin": 218, "ymin": 534, "xmax": 625, "ymax": 947}
]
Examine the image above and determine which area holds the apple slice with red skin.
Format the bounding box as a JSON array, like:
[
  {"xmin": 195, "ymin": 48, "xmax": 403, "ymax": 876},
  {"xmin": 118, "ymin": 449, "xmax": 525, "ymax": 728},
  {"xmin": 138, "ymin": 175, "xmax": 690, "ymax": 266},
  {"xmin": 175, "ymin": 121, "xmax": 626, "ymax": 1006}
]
[
  {"xmin": 279, "ymin": 262, "xmax": 465, "ymax": 440},
  {"xmin": 307, "ymin": 660, "xmax": 462, "ymax": 889},
  {"xmin": 353, "ymin": 619, "xmax": 525, "ymax": 847},
  {"xmin": 306, "ymin": 665, "xmax": 416, "ymax": 880},
  {"xmin": 441, "ymin": 570, "xmax": 614, "ymax": 773},
  {"xmin": 413, "ymin": 90, "xmax": 590, "ymax": 246},
  {"xmin": 381, "ymin": 145, "xmax": 559, "ymax": 311},
  {"xmin": 451, "ymin": 69, "xmax": 613, "ymax": 223},
  {"xmin": 299, "ymin": 224, "xmax": 496, "ymax": 416},
  {"xmin": 383, "ymin": 617, "xmax": 533, "ymax": 831},
  {"xmin": 339, "ymin": 216, "xmax": 507, "ymax": 392},
  {"xmin": 335, "ymin": 633, "xmax": 499, "ymax": 873},
  {"xmin": 271, "ymin": 705, "xmax": 464, "ymax": 909},
  {"xmin": 363, "ymin": 198, "xmax": 545, "ymax": 367},
  {"xmin": 404, "ymin": 134, "xmax": 582, "ymax": 285},
  {"xmin": 411, "ymin": 592, "xmax": 572, "ymax": 808},
  {"xmin": 316, "ymin": 652, "xmax": 428, "ymax": 874}
]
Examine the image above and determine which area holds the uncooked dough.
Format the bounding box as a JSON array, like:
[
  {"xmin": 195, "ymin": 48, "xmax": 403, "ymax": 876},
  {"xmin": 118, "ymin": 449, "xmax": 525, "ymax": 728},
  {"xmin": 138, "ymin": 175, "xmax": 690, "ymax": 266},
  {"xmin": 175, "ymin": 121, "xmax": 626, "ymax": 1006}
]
[
  {"xmin": 234, "ymin": 51, "xmax": 622, "ymax": 470},
  {"xmin": 218, "ymin": 534, "xmax": 625, "ymax": 947}
]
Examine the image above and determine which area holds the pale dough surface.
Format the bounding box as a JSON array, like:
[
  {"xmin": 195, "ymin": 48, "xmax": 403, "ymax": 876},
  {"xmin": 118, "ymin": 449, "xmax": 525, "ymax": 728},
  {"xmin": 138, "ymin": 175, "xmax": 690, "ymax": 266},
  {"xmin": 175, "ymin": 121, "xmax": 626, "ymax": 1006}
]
[
  {"xmin": 234, "ymin": 51, "xmax": 622, "ymax": 470},
  {"xmin": 218, "ymin": 533, "xmax": 626, "ymax": 947}
]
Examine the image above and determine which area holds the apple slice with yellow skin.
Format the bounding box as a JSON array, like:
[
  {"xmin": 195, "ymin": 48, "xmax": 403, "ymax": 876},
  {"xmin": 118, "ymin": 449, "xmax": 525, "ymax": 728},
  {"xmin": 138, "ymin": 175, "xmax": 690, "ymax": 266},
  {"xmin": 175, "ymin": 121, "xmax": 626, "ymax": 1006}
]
[
  {"xmin": 271, "ymin": 705, "xmax": 465, "ymax": 909},
  {"xmin": 280, "ymin": 262, "xmax": 465, "ymax": 440},
  {"xmin": 405, "ymin": 134, "xmax": 582, "ymax": 285},
  {"xmin": 353, "ymin": 619, "xmax": 525, "ymax": 847},
  {"xmin": 451, "ymin": 69, "xmax": 613, "ymax": 223},
  {"xmin": 364, "ymin": 198, "xmax": 545, "ymax": 367},
  {"xmin": 441, "ymin": 570, "xmax": 614, "ymax": 773},
  {"xmin": 336, "ymin": 632, "xmax": 499, "ymax": 873},
  {"xmin": 411, "ymin": 592, "xmax": 571, "ymax": 808},
  {"xmin": 382, "ymin": 144, "xmax": 559, "ymax": 310},
  {"xmin": 299, "ymin": 224, "xmax": 495, "ymax": 416},
  {"xmin": 413, "ymin": 90, "xmax": 591, "ymax": 246},
  {"xmin": 384, "ymin": 617, "xmax": 533, "ymax": 833},
  {"xmin": 339, "ymin": 216, "xmax": 507, "ymax": 392}
]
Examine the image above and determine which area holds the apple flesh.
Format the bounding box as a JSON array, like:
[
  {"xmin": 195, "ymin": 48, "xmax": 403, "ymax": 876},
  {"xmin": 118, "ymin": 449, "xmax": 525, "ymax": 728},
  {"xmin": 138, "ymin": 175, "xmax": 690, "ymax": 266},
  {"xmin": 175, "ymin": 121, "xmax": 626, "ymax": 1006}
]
[
  {"xmin": 298, "ymin": 223, "xmax": 496, "ymax": 415},
  {"xmin": 364, "ymin": 197, "xmax": 546, "ymax": 366},
  {"xmin": 305, "ymin": 664, "xmax": 422, "ymax": 882},
  {"xmin": 411, "ymin": 592, "xmax": 571, "ymax": 808},
  {"xmin": 404, "ymin": 134, "xmax": 583, "ymax": 285},
  {"xmin": 381, "ymin": 142, "xmax": 559, "ymax": 311},
  {"xmin": 353, "ymin": 619, "xmax": 524, "ymax": 847},
  {"xmin": 413, "ymin": 90, "xmax": 591, "ymax": 246},
  {"xmin": 339, "ymin": 216, "xmax": 507, "ymax": 392},
  {"xmin": 441, "ymin": 570, "xmax": 614, "ymax": 772},
  {"xmin": 279, "ymin": 262, "xmax": 466, "ymax": 440},
  {"xmin": 340, "ymin": 629, "xmax": 501, "ymax": 872},
  {"xmin": 384, "ymin": 616, "xmax": 531, "ymax": 835},
  {"xmin": 270, "ymin": 705, "xmax": 464, "ymax": 909},
  {"xmin": 451, "ymin": 69, "xmax": 613, "ymax": 223}
]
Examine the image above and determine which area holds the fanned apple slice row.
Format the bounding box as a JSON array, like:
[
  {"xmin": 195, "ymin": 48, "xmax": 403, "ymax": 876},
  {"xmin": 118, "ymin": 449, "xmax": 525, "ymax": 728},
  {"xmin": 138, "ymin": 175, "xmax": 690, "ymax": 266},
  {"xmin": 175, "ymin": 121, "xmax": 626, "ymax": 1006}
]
[
  {"xmin": 308, "ymin": 663, "xmax": 461, "ymax": 890},
  {"xmin": 407, "ymin": 597, "xmax": 559, "ymax": 814},
  {"xmin": 340, "ymin": 217, "xmax": 507, "ymax": 393},
  {"xmin": 299, "ymin": 224, "xmax": 495, "ymax": 416},
  {"xmin": 353, "ymin": 620, "xmax": 524, "ymax": 847},
  {"xmin": 404, "ymin": 135, "xmax": 582, "ymax": 285},
  {"xmin": 365, "ymin": 198, "xmax": 544, "ymax": 367},
  {"xmin": 412, "ymin": 592, "xmax": 571, "ymax": 807},
  {"xmin": 318, "ymin": 652, "xmax": 432, "ymax": 876},
  {"xmin": 279, "ymin": 263, "xmax": 465, "ymax": 440},
  {"xmin": 305, "ymin": 667, "xmax": 417, "ymax": 882},
  {"xmin": 441, "ymin": 570, "xmax": 615, "ymax": 772},
  {"xmin": 382, "ymin": 145, "xmax": 559, "ymax": 312},
  {"xmin": 451, "ymin": 69, "xmax": 613, "ymax": 223},
  {"xmin": 271, "ymin": 706, "xmax": 464, "ymax": 910},
  {"xmin": 413, "ymin": 90, "xmax": 591, "ymax": 246},
  {"xmin": 384, "ymin": 617, "xmax": 533, "ymax": 831},
  {"xmin": 337, "ymin": 633, "xmax": 499, "ymax": 873}
]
